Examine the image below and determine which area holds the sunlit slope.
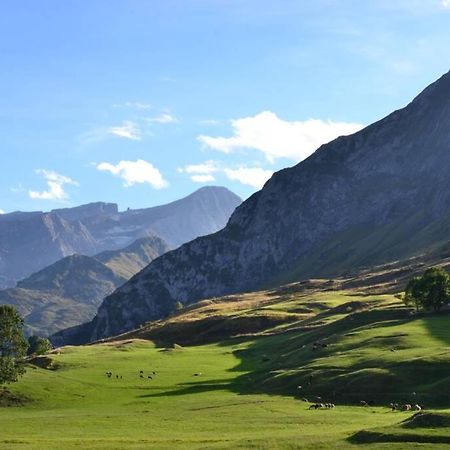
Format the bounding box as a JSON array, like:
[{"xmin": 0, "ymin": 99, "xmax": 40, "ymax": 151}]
[
  {"xmin": 5, "ymin": 264, "xmax": 450, "ymax": 448},
  {"xmin": 122, "ymin": 273, "xmax": 450, "ymax": 408},
  {"xmin": 0, "ymin": 339, "xmax": 434, "ymax": 450}
]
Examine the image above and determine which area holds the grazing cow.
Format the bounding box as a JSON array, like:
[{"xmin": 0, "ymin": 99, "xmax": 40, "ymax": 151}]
[
  {"xmin": 403, "ymin": 404, "xmax": 412, "ymax": 411},
  {"xmin": 390, "ymin": 403, "xmax": 398, "ymax": 411},
  {"xmin": 193, "ymin": 373, "xmax": 202, "ymax": 376},
  {"xmin": 139, "ymin": 370, "xmax": 144, "ymax": 374},
  {"xmin": 152, "ymin": 371, "xmax": 156, "ymax": 375},
  {"xmin": 148, "ymin": 375, "xmax": 152, "ymax": 379},
  {"xmin": 414, "ymin": 404, "xmax": 422, "ymax": 411},
  {"xmin": 309, "ymin": 403, "xmax": 322, "ymax": 410},
  {"xmin": 140, "ymin": 374, "xmax": 144, "ymax": 378},
  {"xmin": 360, "ymin": 400, "xmax": 368, "ymax": 407}
]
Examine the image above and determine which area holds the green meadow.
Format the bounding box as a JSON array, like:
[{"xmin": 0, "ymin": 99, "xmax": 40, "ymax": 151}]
[{"xmin": 3, "ymin": 288, "xmax": 450, "ymax": 449}]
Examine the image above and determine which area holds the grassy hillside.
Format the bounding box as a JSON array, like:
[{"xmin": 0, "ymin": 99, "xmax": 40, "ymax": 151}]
[
  {"xmin": 1, "ymin": 339, "xmax": 443, "ymax": 450},
  {"xmin": 4, "ymin": 267, "xmax": 450, "ymax": 448},
  {"xmin": 125, "ymin": 279, "xmax": 450, "ymax": 408}
]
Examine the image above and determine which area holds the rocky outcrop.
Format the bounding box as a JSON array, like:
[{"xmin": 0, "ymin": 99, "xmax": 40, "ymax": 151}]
[{"xmin": 55, "ymin": 71, "xmax": 450, "ymax": 344}]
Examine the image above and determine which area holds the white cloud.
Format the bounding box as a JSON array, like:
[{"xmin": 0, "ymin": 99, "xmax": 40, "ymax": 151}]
[
  {"xmin": 224, "ymin": 167, "xmax": 273, "ymax": 189},
  {"xmin": 108, "ymin": 121, "xmax": 142, "ymax": 140},
  {"xmin": 113, "ymin": 101, "xmax": 152, "ymax": 109},
  {"xmin": 29, "ymin": 170, "xmax": 78, "ymax": 201},
  {"xmin": 178, "ymin": 160, "xmax": 220, "ymax": 175},
  {"xmin": 97, "ymin": 159, "xmax": 168, "ymax": 189},
  {"xmin": 198, "ymin": 111, "xmax": 364, "ymax": 163},
  {"xmin": 199, "ymin": 119, "xmax": 220, "ymax": 126},
  {"xmin": 191, "ymin": 174, "xmax": 216, "ymax": 183},
  {"xmin": 147, "ymin": 113, "xmax": 179, "ymax": 124},
  {"xmin": 0, "ymin": 209, "xmax": 5, "ymax": 214},
  {"xmin": 443, "ymin": 0, "xmax": 450, "ymax": 7},
  {"xmin": 178, "ymin": 160, "xmax": 273, "ymax": 188}
]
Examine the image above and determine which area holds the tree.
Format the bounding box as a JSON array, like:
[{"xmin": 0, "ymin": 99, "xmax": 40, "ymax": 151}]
[
  {"xmin": 404, "ymin": 267, "xmax": 450, "ymax": 312},
  {"xmin": 0, "ymin": 305, "xmax": 28, "ymax": 385},
  {"xmin": 27, "ymin": 335, "xmax": 52, "ymax": 356},
  {"xmin": 404, "ymin": 276, "xmax": 424, "ymax": 312}
]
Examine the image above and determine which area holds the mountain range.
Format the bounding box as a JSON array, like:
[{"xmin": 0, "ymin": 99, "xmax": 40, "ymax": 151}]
[
  {"xmin": 0, "ymin": 235, "xmax": 171, "ymax": 336},
  {"xmin": 0, "ymin": 186, "xmax": 241, "ymax": 288},
  {"xmin": 52, "ymin": 70, "xmax": 450, "ymax": 345}
]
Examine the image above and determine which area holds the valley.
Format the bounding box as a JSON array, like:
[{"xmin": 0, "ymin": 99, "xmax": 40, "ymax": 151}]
[
  {"xmin": 3, "ymin": 257, "xmax": 450, "ymax": 448},
  {"xmin": 1, "ymin": 7, "xmax": 450, "ymax": 448}
]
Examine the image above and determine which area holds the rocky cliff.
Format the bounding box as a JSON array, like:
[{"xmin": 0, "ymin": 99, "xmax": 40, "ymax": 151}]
[{"xmin": 55, "ymin": 71, "xmax": 450, "ymax": 344}]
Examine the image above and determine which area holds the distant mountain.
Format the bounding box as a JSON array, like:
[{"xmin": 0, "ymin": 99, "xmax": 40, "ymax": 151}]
[
  {"xmin": 95, "ymin": 235, "xmax": 171, "ymax": 280},
  {"xmin": 0, "ymin": 235, "xmax": 171, "ymax": 337},
  {"xmin": 53, "ymin": 70, "xmax": 450, "ymax": 344},
  {"xmin": 0, "ymin": 186, "xmax": 241, "ymax": 287},
  {"xmin": 0, "ymin": 254, "xmax": 125, "ymax": 336},
  {"xmin": 0, "ymin": 212, "xmax": 97, "ymax": 288}
]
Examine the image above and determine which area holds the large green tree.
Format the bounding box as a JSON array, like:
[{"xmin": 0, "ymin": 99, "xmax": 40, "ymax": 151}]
[
  {"xmin": 404, "ymin": 267, "xmax": 450, "ymax": 312},
  {"xmin": 0, "ymin": 305, "xmax": 28, "ymax": 384}
]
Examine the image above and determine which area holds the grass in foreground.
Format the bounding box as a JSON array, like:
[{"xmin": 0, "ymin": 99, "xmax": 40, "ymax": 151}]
[
  {"xmin": 0, "ymin": 336, "xmax": 448, "ymax": 449},
  {"xmin": 4, "ymin": 285, "xmax": 450, "ymax": 448}
]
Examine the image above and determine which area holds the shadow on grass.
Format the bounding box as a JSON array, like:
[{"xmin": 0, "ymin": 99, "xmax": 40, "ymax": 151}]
[
  {"xmin": 137, "ymin": 378, "xmax": 235, "ymax": 398},
  {"xmin": 138, "ymin": 307, "xmax": 450, "ymax": 409}
]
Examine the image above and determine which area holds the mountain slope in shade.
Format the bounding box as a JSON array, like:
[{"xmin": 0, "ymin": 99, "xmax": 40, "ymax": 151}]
[
  {"xmin": 0, "ymin": 254, "xmax": 126, "ymax": 336},
  {"xmin": 0, "ymin": 213, "xmax": 97, "ymax": 287},
  {"xmin": 53, "ymin": 70, "xmax": 450, "ymax": 345},
  {"xmin": 0, "ymin": 236, "xmax": 170, "ymax": 337},
  {"xmin": 0, "ymin": 186, "xmax": 241, "ymax": 287},
  {"xmin": 95, "ymin": 235, "xmax": 171, "ymax": 280}
]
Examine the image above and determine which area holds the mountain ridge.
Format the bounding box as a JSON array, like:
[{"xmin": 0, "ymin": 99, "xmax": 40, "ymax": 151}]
[
  {"xmin": 0, "ymin": 186, "xmax": 241, "ymax": 287},
  {"xmin": 53, "ymin": 70, "xmax": 450, "ymax": 344}
]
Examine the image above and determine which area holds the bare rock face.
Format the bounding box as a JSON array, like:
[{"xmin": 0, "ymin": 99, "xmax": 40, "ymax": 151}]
[
  {"xmin": 55, "ymin": 71, "xmax": 450, "ymax": 345},
  {"xmin": 0, "ymin": 186, "xmax": 241, "ymax": 287}
]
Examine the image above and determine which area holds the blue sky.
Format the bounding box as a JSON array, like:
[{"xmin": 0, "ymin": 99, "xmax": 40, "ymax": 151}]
[{"xmin": 1, "ymin": 0, "xmax": 450, "ymax": 213}]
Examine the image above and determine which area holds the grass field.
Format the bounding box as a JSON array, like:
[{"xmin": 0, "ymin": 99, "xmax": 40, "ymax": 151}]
[{"xmin": 4, "ymin": 277, "xmax": 450, "ymax": 449}]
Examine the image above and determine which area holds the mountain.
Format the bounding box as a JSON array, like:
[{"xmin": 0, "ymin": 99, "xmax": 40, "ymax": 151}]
[
  {"xmin": 0, "ymin": 212, "xmax": 97, "ymax": 288},
  {"xmin": 0, "ymin": 254, "xmax": 125, "ymax": 336},
  {"xmin": 0, "ymin": 186, "xmax": 241, "ymax": 288},
  {"xmin": 0, "ymin": 235, "xmax": 171, "ymax": 337},
  {"xmin": 52, "ymin": 70, "xmax": 450, "ymax": 345},
  {"xmin": 95, "ymin": 235, "xmax": 171, "ymax": 280}
]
